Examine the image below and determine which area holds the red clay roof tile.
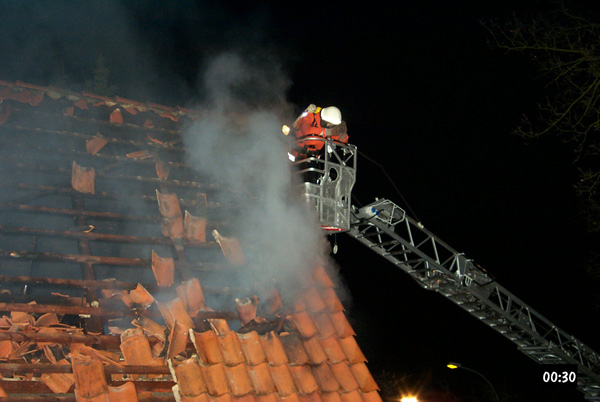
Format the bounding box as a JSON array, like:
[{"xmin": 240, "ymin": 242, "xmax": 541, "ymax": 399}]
[
  {"xmin": 260, "ymin": 331, "xmax": 288, "ymax": 366},
  {"xmin": 320, "ymin": 392, "xmax": 343, "ymax": 402},
  {"xmin": 277, "ymin": 393, "xmax": 300, "ymax": 402},
  {"xmin": 338, "ymin": 337, "xmax": 366, "ymax": 364},
  {"xmin": 218, "ymin": 331, "xmax": 246, "ymax": 366},
  {"xmin": 156, "ymin": 160, "xmax": 171, "ymax": 179},
  {"xmin": 212, "ymin": 230, "xmax": 247, "ymax": 266},
  {"xmin": 85, "ymin": 136, "xmax": 108, "ymax": 155},
  {"xmin": 339, "ymin": 390, "xmax": 363, "ymax": 402},
  {"xmin": 298, "ymin": 391, "xmax": 323, "ymax": 402},
  {"xmin": 256, "ymin": 393, "xmax": 278, "ymax": 402},
  {"xmin": 311, "ymin": 363, "xmax": 340, "ymax": 393},
  {"xmin": 238, "ymin": 331, "xmax": 267, "ymax": 366},
  {"xmin": 170, "ymin": 356, "xmax": 208, "ymax": 397},
  {"xmin": 268, "ymin": 364, "xmax": 297, "ymax": 396},
  {"xmin": 190, "ymin": 330, "xmax": 224, "ymax": 364},
  {"xmin": 319, "ymin": 336, "xmax": 347, "ymax": 364},
  {"xmin": 247, "ymin": 362, "xmax": 276, "ymax": 395},
  {"xmin": 201, "ymin": 362, "xmax": 230, "ymax": 396},
  {"xmin": 184, "ymin": 210, "xmax": 207, "ymax": 243},
  {"xmin": 156, "ymin": 190, "xmax": 183, "ymax": 218},
  {"xmin": 290, "ymin": 312, "xmax": 318, "ymax": 339},
  {"xmin": 311, "ymin": 312, "xmax": 336, "ymax": 339},
  {"xmin": 110, "ymin": 108, "xmax": 124, "ymax": 123},
  {"xmin": 349, "ymin": 364, "xmax": 378, "ymax": 392},
  {"xmin": 360, "ymin": 391, "xmax": 382, "ymax": 402},
  {"xmin": 108, "ymin": 382, "xmax": 139, "ymax": 402},
  {"xmin": 234, "ymin": 394, "xmax": 257, "ymax": 402},
  {"xmin": 301, "ymin": 336, "xmax": 328, "ymax": 365},
  {"xmin": 289, "ymin": 365, "xmax": 320, "ymax": 395},
  {"xmin": 280, "ymin": 333, "xmax": 310, "ymax": 366},
  {"xmin": 312, "ymin": 265, "xmax": 335, "ymax": 289},
  {"xmin": 319, "ymin": 288, "xmax": 344, "ymax": 313},
  {"xmin": 41, "ymin": 359, "xmax": 74, "ymax": 394},
  {"xmin": 262, "ymin": 288, "xmax": 284, "ymax": 315},
  {"xmin": 329, "ymin": 312, "xmax": 355, "ymax": 338},
  {"xmin": 121, "ymin": 283, "xmax": 155, "ymax": 308},
  {"xmin": 71, "ymin": 161, "xmax": 95, "ymax": 194},
  {"xmin": 151, "ymin": 250, "xmax": 175, "ymax": 287},
  {"xmin": 71, "ymin": 352, "xmax": 108, "ymax": 400},
  {"xmin": 179, "ymin": 394, "xmax": 210, "ymax": 402},
  {"xmin": 235, "ymin": 296, "xmax": 259, "ymax": 326},
  {"xmin": 329, "ymin": 362, "xmax": 359, "ymax": 393},
  {"xmin": 210, "ymin": 394, "xmax": 234, "ymax": 402},
  {"xmin": 120, "ymin": 328, "xmax": 164, "ymax": 378},
  {"xmin": 167, "ymin": 321, "xmax": 190, "ymax": 359},
  {"xmin": 74, "ymin": 98, "xmax": 89, "ymax": 110},
  {"xmin": 225, "ymin": 363, "xmax": 254, "ymax": 396},
  {"xmin": 302, "ymin": 287, "xmax": 328, "ymax": 313},
  {"xmin": 157, "ymin": 297, "xmax": 195, "ymax": 331},
  {"xmin": 177, "ymin": 278, "xmax": 206, "ymax": 316}
]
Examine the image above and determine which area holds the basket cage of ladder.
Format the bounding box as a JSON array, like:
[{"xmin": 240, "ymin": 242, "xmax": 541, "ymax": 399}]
[{"xmin": 291, "ymin": 137, "xmax": 357, "ymax": 232}]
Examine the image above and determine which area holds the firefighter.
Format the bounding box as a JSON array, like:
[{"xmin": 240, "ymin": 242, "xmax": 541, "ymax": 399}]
[{"xmin": 292, "ymin": 104, "xmax": 348, "ymax": 156}]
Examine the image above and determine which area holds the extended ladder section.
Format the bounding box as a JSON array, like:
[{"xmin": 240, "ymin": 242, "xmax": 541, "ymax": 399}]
[{"xmin": 347, "ymin": 199, "xmax": 600, "ymax": 401}]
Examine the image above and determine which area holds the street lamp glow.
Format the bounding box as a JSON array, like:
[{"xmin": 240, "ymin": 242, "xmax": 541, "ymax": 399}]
[
  {"xmin": 447, "ymin": 362, "xmax": 460, "ymax": 369},
  {"xmin": 400, "ymin": 397, "xmax": 418, "ymax": 402}
]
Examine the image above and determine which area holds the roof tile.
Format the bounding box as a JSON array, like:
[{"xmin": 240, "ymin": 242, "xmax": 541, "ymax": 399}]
[
  {"xmin": 349, "ymin": 363, "xmax": 378, "ymax": 392},
  {"xmin": 268, "ymin": 364, "xmax": 297, "ymax": 396},
  {"xmin": 247, "ymin": 362, "xmax": 276, "ymax": 395},
  {"xmin": 108, "ymin": 382, "xmax": 139, "ymax": 402},
  {"xmin": 302, "ymin": 287, "xmax": 327, "ymax": 313},
  {"xmin": 234, "ymin": 394, "xmax": 257, "ymax": 402},
  {"xmin": 167, "ymin": 321, "xmax": 190, "ymax": 359},
  {"xmin": 277, "ymin": 393, "xmax": 300, "ymax": 402},
  {"xmin": 320, "ymin": 392, "xmax": 343, "ymax": 402},
  {"xmin": 298, "ymin": 391, "xmax": 323, "ymax": 402},
  {"xmin": 360, "ymin": 391, "xmax": 382, "ymax": 402},
  {"xmin": 177, "ymin": 278, "xmax": 206, "ymax": 316},
  {"xmin": 71, "ymin": 352, "xmax": 108, "ymax": 400},
  {"xmin": 260, "ymin": 331, "xmax": 289, "ymax": 366},
  {"xmin": 339, "ymin": 390, "xmax": 363, "ymax": 402},
  {"xmin": 225, "ymin": 363, "xmax": 254, "ymax": 396},
  {"xmin": 110, "ymin": 108, "xmax": 124, "ymax": 123},
  {"xmin": 319, "ymin": 336, "xmax": 347, "ymax": 364},
  {"xmin": 312, "ymin": 265, "xmax": 335, "ymax": 289},
  {"xmin": 238, "ymin": 331, "xmax": 267, "ymax": 366},
  {"xmin": 201, "ymin": 362, "xmax": 230, "ymax": 396},
  {"xmin": 329, "ymin": 312, "xmax": 355, "ymax": 338},
  {"xmin": 170, "ymin": 357, "xmax": 208, "ymax": 396},
  {"xmin": 320, "ymin": 288, "xmax": 344, "ymax": 313},
  {"xmin": 41, "ymin": 359, "xmax": 74, "ymax": 394},
  {"xmin": 311, "ymin": 312, "xmax": 336, "ymax": 339},
  {"xmin": 289, "ymin": 365, "xmax": 320, "ymax": 395},
  {"xmin": 280, "ymin": 333, "xmax": 310, "ymax": 366},
  {"xmin": 71, "ymin": 161, "xmax": 95, "ymax": 194},
  {"xmin": 85, "ymin": 135, "xmax": 108, "ymax": 155},
  {"xmin": 290, "ymin": 312, "xmax": 318, "ymax": 339},
  {"xmin": 329, "ymin": 362, "xmax": 359, "ymax": 393},
  {"xmin": 218, "ymin": 330, "xmax": 246, "ymax": 366},
  {"xmin": 190, "ymin": 330, "xmax": 224, "ymax": 364},
  {"xmin": 151, "ymin": 250, "xmax": 175, "ymax": 287},
  {"xmin": 338, "ymin": 337, "xmax": 366, "ymax": 364},
  {"xmin": 302, "ymin": 336, "xmax": 328, "ymax": 365},
  {"xmin": 256, "ymin": 393, "xmax": 278, "ymax": 402},
  {"xmin": 177, "ymin": 392, "xmax": 209, "ymax": 402},
  {"xmin": 311, "ymin": 363, "xmax": 340, "ymax": 393},
  {"xmin": 157, "ymin": 297, "xmax": 195, "ymax": 332},
  {"xmin": 184, "ymin": 210, "xmax": 207, "ymax": 243}
]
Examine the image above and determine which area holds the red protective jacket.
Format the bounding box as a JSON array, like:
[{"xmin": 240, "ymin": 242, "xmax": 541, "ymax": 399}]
[{"xmin": 295, "ymin": 109, "xmax": 327, "ymax": 151}]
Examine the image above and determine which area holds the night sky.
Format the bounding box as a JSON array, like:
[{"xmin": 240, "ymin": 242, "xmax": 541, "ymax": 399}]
[{"xmin": 1, "ymin": 1, "xmax": 598, "ymax": 401}]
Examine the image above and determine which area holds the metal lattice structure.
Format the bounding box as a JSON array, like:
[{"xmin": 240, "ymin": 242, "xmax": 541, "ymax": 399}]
[{"xmin": 347, "ymin": 199, "xmax": 600, "ymax": 401}]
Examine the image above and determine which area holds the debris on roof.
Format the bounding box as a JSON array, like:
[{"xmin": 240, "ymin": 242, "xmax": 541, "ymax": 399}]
[{"xmin": 0, "ymin": 78, "xmax": 381, "ymax": 402}]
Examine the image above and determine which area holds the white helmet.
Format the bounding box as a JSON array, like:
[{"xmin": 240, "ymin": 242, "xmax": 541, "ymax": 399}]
[{"xmin": 321, "ymin": 106, "xmax": 342, "ymax": 125}]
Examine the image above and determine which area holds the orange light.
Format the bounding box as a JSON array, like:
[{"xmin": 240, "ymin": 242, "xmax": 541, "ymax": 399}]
[{"xmin": 400, "ymin": 397, "xmax": 418, "ymax": 402}]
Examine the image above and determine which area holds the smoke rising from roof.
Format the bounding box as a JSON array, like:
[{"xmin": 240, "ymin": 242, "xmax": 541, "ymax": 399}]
[{"xmin": 183, "ymin": 51, "xmax": 337, "ymax": 306}]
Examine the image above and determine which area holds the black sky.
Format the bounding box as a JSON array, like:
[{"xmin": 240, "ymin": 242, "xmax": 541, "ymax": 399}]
[{"xmin": 0, "ymin": 1, "xmax": 597, "ymax": 401}]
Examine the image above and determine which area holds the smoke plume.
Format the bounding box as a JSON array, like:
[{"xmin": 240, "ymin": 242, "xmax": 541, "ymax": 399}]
[{"xmin": 183, "ymin": 51, "xmax": 329, "ymax": 303}]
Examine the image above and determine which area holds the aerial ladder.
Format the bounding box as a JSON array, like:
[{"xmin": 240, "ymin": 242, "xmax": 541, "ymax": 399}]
[{"xmin": 292, "ymin": 137, "xmax": 600, "ymax": 401}]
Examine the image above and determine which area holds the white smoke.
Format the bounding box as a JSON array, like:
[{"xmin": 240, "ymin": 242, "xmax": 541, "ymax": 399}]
[{"xmin": 183, "ymin": 51, "xmax": 326, "ymax": 301}]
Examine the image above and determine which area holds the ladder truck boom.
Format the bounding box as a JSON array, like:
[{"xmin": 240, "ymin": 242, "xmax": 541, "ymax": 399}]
[
  {"xmin": 292, "ymin": 137, "xmax": 600, "ymax": 400},
  {"xmin": 348, "ymin": 198, "xmax": 600, "ymax": 400}
]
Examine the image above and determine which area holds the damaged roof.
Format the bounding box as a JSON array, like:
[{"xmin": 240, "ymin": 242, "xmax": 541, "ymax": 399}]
[{"xmin": 0, "ymin": 79, "xmax": 381, "ymax": 402}]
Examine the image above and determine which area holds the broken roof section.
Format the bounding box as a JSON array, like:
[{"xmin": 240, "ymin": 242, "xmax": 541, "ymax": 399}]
[{"xmin": 0, "ymin": 79, "xmax": 380, "ymax": 401}]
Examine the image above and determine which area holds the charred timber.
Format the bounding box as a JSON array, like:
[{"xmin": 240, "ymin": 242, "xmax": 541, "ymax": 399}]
[
  {"xmin": 0, "ymin": 225, "xmax": 221, "ymax": 248},
  {"xmin": 0, "ymin": 275, "xmax": 242, "ymax": 295},
  {"xmin": 0, "ymin": 363, "xmax": 170, "ymax": 375}
]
